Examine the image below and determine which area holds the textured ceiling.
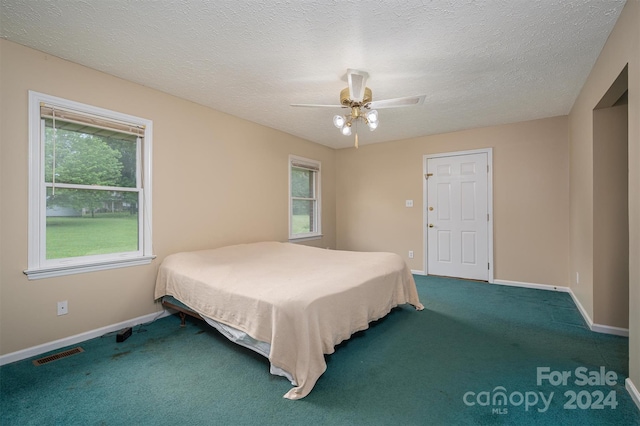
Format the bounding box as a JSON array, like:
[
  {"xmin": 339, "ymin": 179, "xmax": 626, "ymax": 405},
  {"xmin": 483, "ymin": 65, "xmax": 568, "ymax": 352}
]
[{"xmin": 0, "ymin": 0, "xmax": 626, "ymax": 149}]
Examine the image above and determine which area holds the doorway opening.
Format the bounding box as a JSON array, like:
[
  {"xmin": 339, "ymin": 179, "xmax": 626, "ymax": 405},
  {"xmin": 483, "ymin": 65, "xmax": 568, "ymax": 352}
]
[{"xmin": 592, "ymin": 65, "xmax": 629, "ymax": 331}]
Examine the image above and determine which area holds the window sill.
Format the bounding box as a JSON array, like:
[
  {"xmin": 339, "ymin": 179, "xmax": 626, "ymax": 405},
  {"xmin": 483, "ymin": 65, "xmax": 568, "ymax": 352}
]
[
  {"xmin": 288, "ymin": 234, "xmax": 323, "ymax": 243},
  {"xmin": 23, "ymin": 255, "xmax": 156, "ymax": 280}
]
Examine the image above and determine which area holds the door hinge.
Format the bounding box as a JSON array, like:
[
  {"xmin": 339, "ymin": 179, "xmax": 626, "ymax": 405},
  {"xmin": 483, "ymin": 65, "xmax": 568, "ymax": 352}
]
[
  {"xmin": 487, "ymin": 213, "xmax": 490, "ymax": 221},
  {"xmin": 488, "ymin": 263, "xmax": 490, "ymax": 270}
]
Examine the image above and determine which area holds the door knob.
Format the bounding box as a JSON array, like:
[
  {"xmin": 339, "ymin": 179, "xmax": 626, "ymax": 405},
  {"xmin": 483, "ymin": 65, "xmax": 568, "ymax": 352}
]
[{"xmin": 429, "ymin": 224, "xmax": 434, "ymax": 228}]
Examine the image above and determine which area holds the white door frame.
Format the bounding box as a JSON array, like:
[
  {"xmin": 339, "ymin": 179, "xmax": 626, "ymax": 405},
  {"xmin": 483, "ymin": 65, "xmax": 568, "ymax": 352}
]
[{"xmin": 423, "ymin": 148, "xmax": 494, "ymax": 283}]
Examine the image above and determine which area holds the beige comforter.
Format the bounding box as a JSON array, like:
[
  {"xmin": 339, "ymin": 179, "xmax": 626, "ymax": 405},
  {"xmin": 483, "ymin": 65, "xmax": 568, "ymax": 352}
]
[{"xmin": 154, "ymin": 242, "xmax": 424, "ymax": 399}]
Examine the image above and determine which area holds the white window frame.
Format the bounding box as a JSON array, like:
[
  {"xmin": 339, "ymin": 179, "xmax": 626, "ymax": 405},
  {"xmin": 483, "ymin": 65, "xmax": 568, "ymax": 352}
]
[
  {"xmin": 25, "ymin": 91, "xmax": 154, "ymax": 279},
  {"xmin": 288, "ymin": 155, "xmax": 322, "ymax": 241}
]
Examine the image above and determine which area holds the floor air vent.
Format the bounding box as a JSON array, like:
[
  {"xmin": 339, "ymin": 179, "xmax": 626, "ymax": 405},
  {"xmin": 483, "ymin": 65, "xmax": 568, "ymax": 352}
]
[{"xmin": 33, "ymin": 347, "xmax": 84, "ymax": 366}]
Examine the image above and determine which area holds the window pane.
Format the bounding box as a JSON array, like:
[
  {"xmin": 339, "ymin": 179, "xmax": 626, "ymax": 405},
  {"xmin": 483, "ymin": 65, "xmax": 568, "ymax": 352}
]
[
  {"xmin": 44, "ymin": 120, "xmax": 137, "ymax": 188},
  {"xmin": 291, "ymin": 168, "xmax": 314, "ymax": 198},
  {"xmin": 292, "ymin": 199, "xmax": 315, "ymax": 234},
  {"xmin": 46, "ymin": 188, "xmax": 139, "ymax": 259}
]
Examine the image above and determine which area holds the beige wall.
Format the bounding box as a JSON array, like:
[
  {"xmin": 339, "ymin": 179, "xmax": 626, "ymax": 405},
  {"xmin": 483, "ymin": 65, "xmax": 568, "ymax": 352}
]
[
  {"xmin": 593, "ymin": 104, "xmax": 629, "ymax": 328},
  {"xmin": 0, "ymin": 40, "xmax": 336, "ymax": 355},
  {"xmin": 336, "ymin": 116, "xmax": 570, "ymax": 287},
  {"xmin": 568, "ymin": 0, "xmax": 639, "ymax": 390}
]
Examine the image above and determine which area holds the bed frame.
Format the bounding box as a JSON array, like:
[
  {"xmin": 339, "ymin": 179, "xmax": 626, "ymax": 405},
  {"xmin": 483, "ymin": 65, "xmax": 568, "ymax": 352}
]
[{"xmin": 161, "ymin": 296, "xmax": 203, "ymax": 327}]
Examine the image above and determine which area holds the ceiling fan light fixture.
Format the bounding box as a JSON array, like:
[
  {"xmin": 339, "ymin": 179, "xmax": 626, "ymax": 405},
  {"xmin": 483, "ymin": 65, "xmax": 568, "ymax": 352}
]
[
  {"xmin": 292, "ymin": 69, "xmax": 424, "ymax": 147},
  {"xmin": 334, "ymin": 106, "xmax": 378, "ymax": 139},
  {"xmin": 365, "ymin": 109, "xmax": 378, "ymax": 123}
]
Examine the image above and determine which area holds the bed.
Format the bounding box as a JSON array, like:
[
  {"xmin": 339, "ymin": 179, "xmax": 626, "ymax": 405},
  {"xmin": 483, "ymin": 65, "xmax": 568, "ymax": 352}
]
[{"xmin": 154, "ymin": 241, "xmax": 424, "ymax": 399}]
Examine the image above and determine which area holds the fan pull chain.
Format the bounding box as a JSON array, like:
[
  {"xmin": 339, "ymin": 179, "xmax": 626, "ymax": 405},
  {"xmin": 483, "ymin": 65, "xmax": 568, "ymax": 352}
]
[{"xmin": 354, "ymin": 119, "xmax": 359, "ymax": 149}]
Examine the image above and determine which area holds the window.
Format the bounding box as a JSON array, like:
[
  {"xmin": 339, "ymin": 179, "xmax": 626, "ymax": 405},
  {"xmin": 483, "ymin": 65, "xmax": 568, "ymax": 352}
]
[
  {"xmin": 25, "ymin": 91, "xmax": 153, "ymax": 279},
  {"xmin": 289, "ymin": 155, "xmax": 321, "ymax": 240}
]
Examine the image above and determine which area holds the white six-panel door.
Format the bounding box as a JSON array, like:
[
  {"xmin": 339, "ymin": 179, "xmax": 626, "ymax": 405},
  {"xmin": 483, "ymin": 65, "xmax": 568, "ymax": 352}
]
[{"xmin": 426, "ymin": 152, "xmax": 490, "ymax": 281}]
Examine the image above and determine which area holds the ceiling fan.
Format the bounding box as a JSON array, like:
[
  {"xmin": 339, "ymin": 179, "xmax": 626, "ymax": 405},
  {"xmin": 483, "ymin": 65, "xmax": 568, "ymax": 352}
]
[{"xmin": 291, "ymin": 69, "xmax": 426, "ymax": 148}]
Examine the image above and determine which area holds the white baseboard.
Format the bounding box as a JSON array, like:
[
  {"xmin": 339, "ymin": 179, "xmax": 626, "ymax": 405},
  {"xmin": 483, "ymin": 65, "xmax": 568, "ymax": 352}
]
[
  {"xmin": 411, "ymin": 269, "xmax": 425, "ymax": 275},
  {"xmin": 627, "ymin": 378, "xmax": 640, "ymax": 412},
  {"xmin": 0, "ymin": 310, "xmax": 170, "ymax": 366},
  {"xmin": 493, "ymin": 279, "xmax": 569, "ymax": 292},
  {"xmin": 566, "ymin": 286, "xmax": 594, "ymax": 328},
  {"xmin": 566, "ymin": 288, "xmax": 629, "ymax": 336},
  {"xmin": 591, "ymin": 323, "xmax": 629, "ymax": 337},
  {"xmin": 493, "ymin": 279, "xmax": 629, "ymax": 337}
]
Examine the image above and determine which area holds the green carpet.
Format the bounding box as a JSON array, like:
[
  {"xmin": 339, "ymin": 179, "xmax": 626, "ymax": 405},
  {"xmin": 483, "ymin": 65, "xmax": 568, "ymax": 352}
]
[{"xmin": 1, "ymin": 276, "xmax": 638, "ymax": 425}]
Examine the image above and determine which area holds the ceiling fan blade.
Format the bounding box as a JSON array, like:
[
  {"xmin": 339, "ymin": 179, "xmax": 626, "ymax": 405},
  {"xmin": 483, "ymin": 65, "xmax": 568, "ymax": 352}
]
[
  {"xmin": 367, "ymin": 95, "xmax": 426, "ymax": 109},
  {"xmin": 347, "ymin": 69, "xmax": 369, "ymax": 102},
  {"xmin": 290, "ymin": 103, "xmax": 345, "ymax": 108}
]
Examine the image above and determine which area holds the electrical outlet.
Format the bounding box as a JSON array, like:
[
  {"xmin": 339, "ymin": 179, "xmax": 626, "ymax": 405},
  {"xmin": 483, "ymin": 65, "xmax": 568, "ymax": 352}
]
[
  {"xmin": 405, "ymin": 200, "xmax": 414, "ymax": 207},
  {"xmin": 57, "ymin": 301, "xmax": 68, "ymax": 316},
  {"xmin": 408, "ymin": 251, "xmax": 414, "ymax": 259}
]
